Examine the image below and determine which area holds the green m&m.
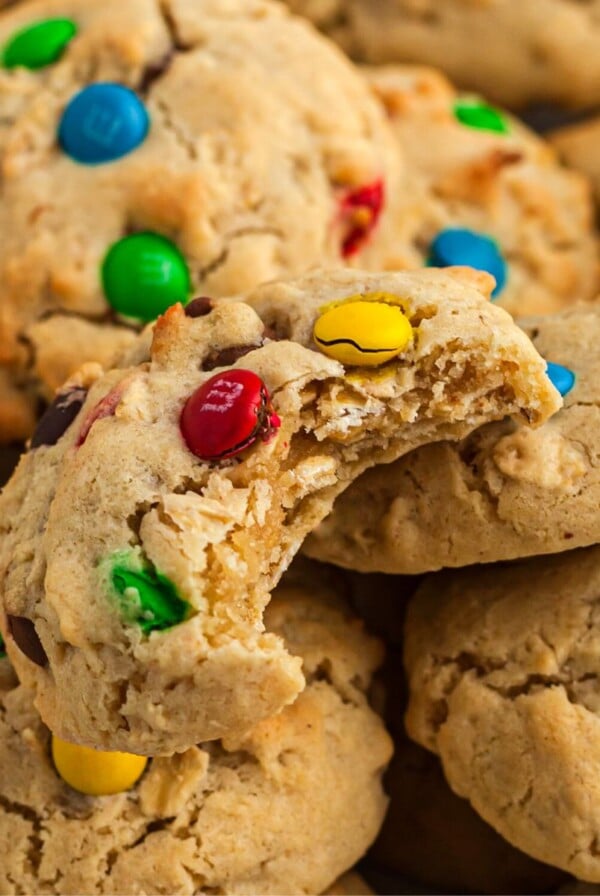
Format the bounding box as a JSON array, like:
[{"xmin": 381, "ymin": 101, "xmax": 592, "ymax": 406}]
[
  {"xmin": 111, "ymin": 565, "xmax": 190, "ymax": 634},
  {"xmin": 3, "ymin": 18, "xmax": 77, "ymax": 69},
  {"xmin": 453, "ymin": 98, "xmax": 509, "ymax": 135},
  {"xmin": 102, "ymin": 232, "xmax": 191, "ymax": 322},
  {"xmin": 0, "ymin": 632, "xmax": 5, "ymax": 659}
]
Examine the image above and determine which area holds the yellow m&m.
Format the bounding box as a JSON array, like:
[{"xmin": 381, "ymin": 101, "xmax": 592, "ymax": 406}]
[
  {"xmin": 313, "ymin": 300, "xmax": 413, "ymax": 367},
  {"xmin": 52, "ymin": 735, "xmax": 147, "ymax": 796}
]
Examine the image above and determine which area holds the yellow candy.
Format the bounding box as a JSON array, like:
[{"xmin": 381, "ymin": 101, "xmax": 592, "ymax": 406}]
[
  {"xmin": 51, "ymin": 735, "xmax": 147, "ymax": 796},
  {"xmin": 313, "ymin": 300, "xmax": 413, "ymax": 367}
]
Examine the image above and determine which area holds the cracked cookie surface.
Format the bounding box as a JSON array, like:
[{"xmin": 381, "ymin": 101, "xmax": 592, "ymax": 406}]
[
  {"xmin": 305, "ymin": 304, "xmax": 600, "ymax": 573},
  {"xmin": 283, "ymin": 0, "xmax": 600, "ymax": 109},
  {"xmin": 0, "ymin": 0, "xmax": 401, "ymax": 442},
  {"xmin": 363, "ymin": 66, "xmax": 599, "ymax": 318},
  {"xmin": 0, "ymin": 267, "xmax": 560, "ymax": 754},
  {"xmin": 0, "ymin": 577, "xmax": 392, "ymax": 895},
  {"xmin": 404, "ymin": 546, "xmax": 600, "ymax": 882}
]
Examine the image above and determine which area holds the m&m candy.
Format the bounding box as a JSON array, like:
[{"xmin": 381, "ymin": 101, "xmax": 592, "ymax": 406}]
[
  {"xmin": 58, "ymin": 83, "xmax": 149, "ymax": 165},
  {"xmin": 0, "ymin": 633, "xmax": 5, "ymax": 659},
  {"xmin": 102, "ymin": 232, "xmax": 191, "ymax": 321},
  {"xmin": 313, "ymin": 299, "xmax": 413, "ymax": 367},
  {"xmin": 339, "ymin": 179, "xmax": 385, "ymax": 258},
  {"xmin": 111, "ymin": 565, "xmax": 190, "ymax": 634},
  {"xmin": 52, "ymin": 736, "xmax": 147, "ymax": 796},
  {"xmin": 453, "ymin": 99, "xmax": 509, "ymax": 135},
  {"xmin": 3, "ymin": 17, "xmax": 77, "ymax": 69},
  {"xmin": 180, "ymin": 370, "xmax": 281, "ymax": 461},
  {"xmin": 427, "ymin": 228, "xmax": 507, "ymax": 298},
  {"xmin": 546, "ymin": 361, "xmax": 576, "ymax": 398}
]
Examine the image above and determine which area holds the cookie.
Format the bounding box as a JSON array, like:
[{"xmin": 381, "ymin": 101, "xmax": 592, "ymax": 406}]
[
  {"xmin": 305, "ymin": 304, "xmax": 600, "ymax": 574},
  {"xmin": 358, "ymin": 587, "xmax": 568, "ymax": 896},
  {"xmin": 552, "ymin": 118, "xmax": 600, "ymax": 206},
  {"xmin": 0, "ymin": 267, "xmax": 559, "ymax": 755},
  {"xmin": 0, "ymin": 577, "xmax": 392, "ymax": 896},
  {"xmin": 345, "ymin": 577, "xmax": 566, "ymax": 894},
  {"xmin": 364, "ymin": 66, "xmax": 599, "ymax": 318},
  {"xmin": 283, "ymin": 0, "xmax": 600, "ymax": 109},
  {"xmin": 0, "ymin": 0, "xmax": 401, "ymax": 443},
  {"xmin": 404, "ymin": 546, "xmax": 600, "ymax": 882}
]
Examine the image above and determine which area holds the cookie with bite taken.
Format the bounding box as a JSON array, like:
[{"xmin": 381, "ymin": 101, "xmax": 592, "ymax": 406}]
[
  {"xmin": 0, "ymin": 267, "xmax": 559, "ymax": 754},
  {"xmin": 305, "ymin": 304, "xmax": 600, "ymax": 573}
]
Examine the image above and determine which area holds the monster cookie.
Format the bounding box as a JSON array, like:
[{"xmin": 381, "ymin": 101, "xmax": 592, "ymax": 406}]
[
  {"xmin": 552, "ymin": 118, "xmax": 600, "ymax": 206},
  {"xmin": 0, "ymin": 0, "xmax": 402, "ymax": 443},
  {"xmin": 363, "ymin": 65, "xmax": 599, "ymax": 318},
  {"xmin": 0, "ymin": 579, "xmax": 393, "ymax": 895},
  {"xmin": 404, "ymin": 545, "xmax": 600, "ymax": 882},
  {"xmin": 0, "ymin": 268, "xmax": 560, "ymax": 754},
  {"xmin": 305, "ymin": 304, "xmax": 600, "ymax": 573},
  {"xmin": 283, "ymin": 0, "xmax": 600, "ymax": 109},
  {"xmin": 360, "ymin": 595, "xmax": 568, "ymax": 895}
]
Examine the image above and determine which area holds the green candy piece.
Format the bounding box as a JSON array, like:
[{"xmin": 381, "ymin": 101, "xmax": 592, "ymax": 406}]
[
  {"xmin": 111, "ymin": 566, "xmax": 190, "ymax": 634},
  {"xmin": 3, "ymin": 18, "xmax": 77, "ymax": 70},
  {"xmin": 0, "ymin": 632, "xmax": 5, "ymax": 659},
  {"xmin": 453, "ymin": 99, "xmax": 509, "ymax": 135},
  {"xmin": 102, "ymin": 232, "xmax": 191, "ymax": 322}
]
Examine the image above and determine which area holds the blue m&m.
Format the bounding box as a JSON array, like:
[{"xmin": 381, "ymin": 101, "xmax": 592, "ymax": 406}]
[
  {"xmin": 58, "ymin": 83, "xmax": 149, "ymax": 165},
  {"xmin": 427, "ymin": 228, "xmax": 507, "ymax": 298},
  {"xmin": 546, "ymin": 362, "xmax": 576, "ymax": 398}
]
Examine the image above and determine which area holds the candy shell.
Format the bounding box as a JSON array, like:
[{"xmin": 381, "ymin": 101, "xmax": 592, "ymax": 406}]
[
  {"xmin": 52, "ymin": 736, "xmax": 147, "ymax": 795},
  {"xmin": 428, "ymin": 228, "xmax": 507, "ymax": 297},
  {"xmin": 313, "ymin": 300, "xmax": 413, "ymax": 367},
  {"xmin": 58, "ymin": 83, "xmax": 149, "ymax": 165},
  {"xmin": 111, "ymin": 565, "xmax": 189, "ymax": 634},
  {"xmin": 180, "ymin": 369, "xmax": 280, "ymax": 461},
  {"xmin": 339, "ymin": 179, "xmax": 384, "ymax": 257},
  {"xmin": 453, "ymin": 99, "xmax": 509, "ymax": 134},
  {"xmin": 102, "ymin": 232, "xmax": 191, "ymax": 321},
  {"xmin": 546, "ymin": 361, "xmax": 576, "ymax": 397},
  {"xmin": 3, "ymin": 17, "xmax": 76, "ymax": 69}
]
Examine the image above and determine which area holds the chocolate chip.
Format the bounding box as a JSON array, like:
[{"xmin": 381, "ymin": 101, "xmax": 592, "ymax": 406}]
[
  {"xmin": 262, "ymin": 324, "xmax": 281, "ymax": 343},
  {"xmin": 31, "ymin": 387, "xmax": 87, "ymax": 449},
  {"xmin": 185, "ymin": 297, "xmax": 214, "ymax": 318},
  {"xmin": 202, "ymin": 343, "xmax": 261, "ymax": 371},
  {"xmin": 138, "ymin": 49, "xmax": 174, "ymax": 93},
  {"xmin": 7, "ymin": 615, "xmax": 48, "ymax": 667}
]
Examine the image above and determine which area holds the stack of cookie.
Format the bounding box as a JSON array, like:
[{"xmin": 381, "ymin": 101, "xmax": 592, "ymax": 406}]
[{"xmin": 0, "ymin": 1, "xmax": 599, "ymax": 895}]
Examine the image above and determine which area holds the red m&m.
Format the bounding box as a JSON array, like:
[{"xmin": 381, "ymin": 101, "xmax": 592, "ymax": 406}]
[{"xmin": 180, "ymin": 369, "xmax": 280, "ymax": 461}]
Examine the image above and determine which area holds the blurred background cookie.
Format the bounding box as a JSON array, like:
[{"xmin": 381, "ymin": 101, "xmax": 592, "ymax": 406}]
[
  {"xmin": 552, "ymin": 118, "xmax": 600, "ymax": 207},
  {"xmin": 364, "ymin": 66, "xmax": 599, "ymax": 317},
  {"xmin": 282, "ymin": 0, "xmax": 600, "ymax": 109}
]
